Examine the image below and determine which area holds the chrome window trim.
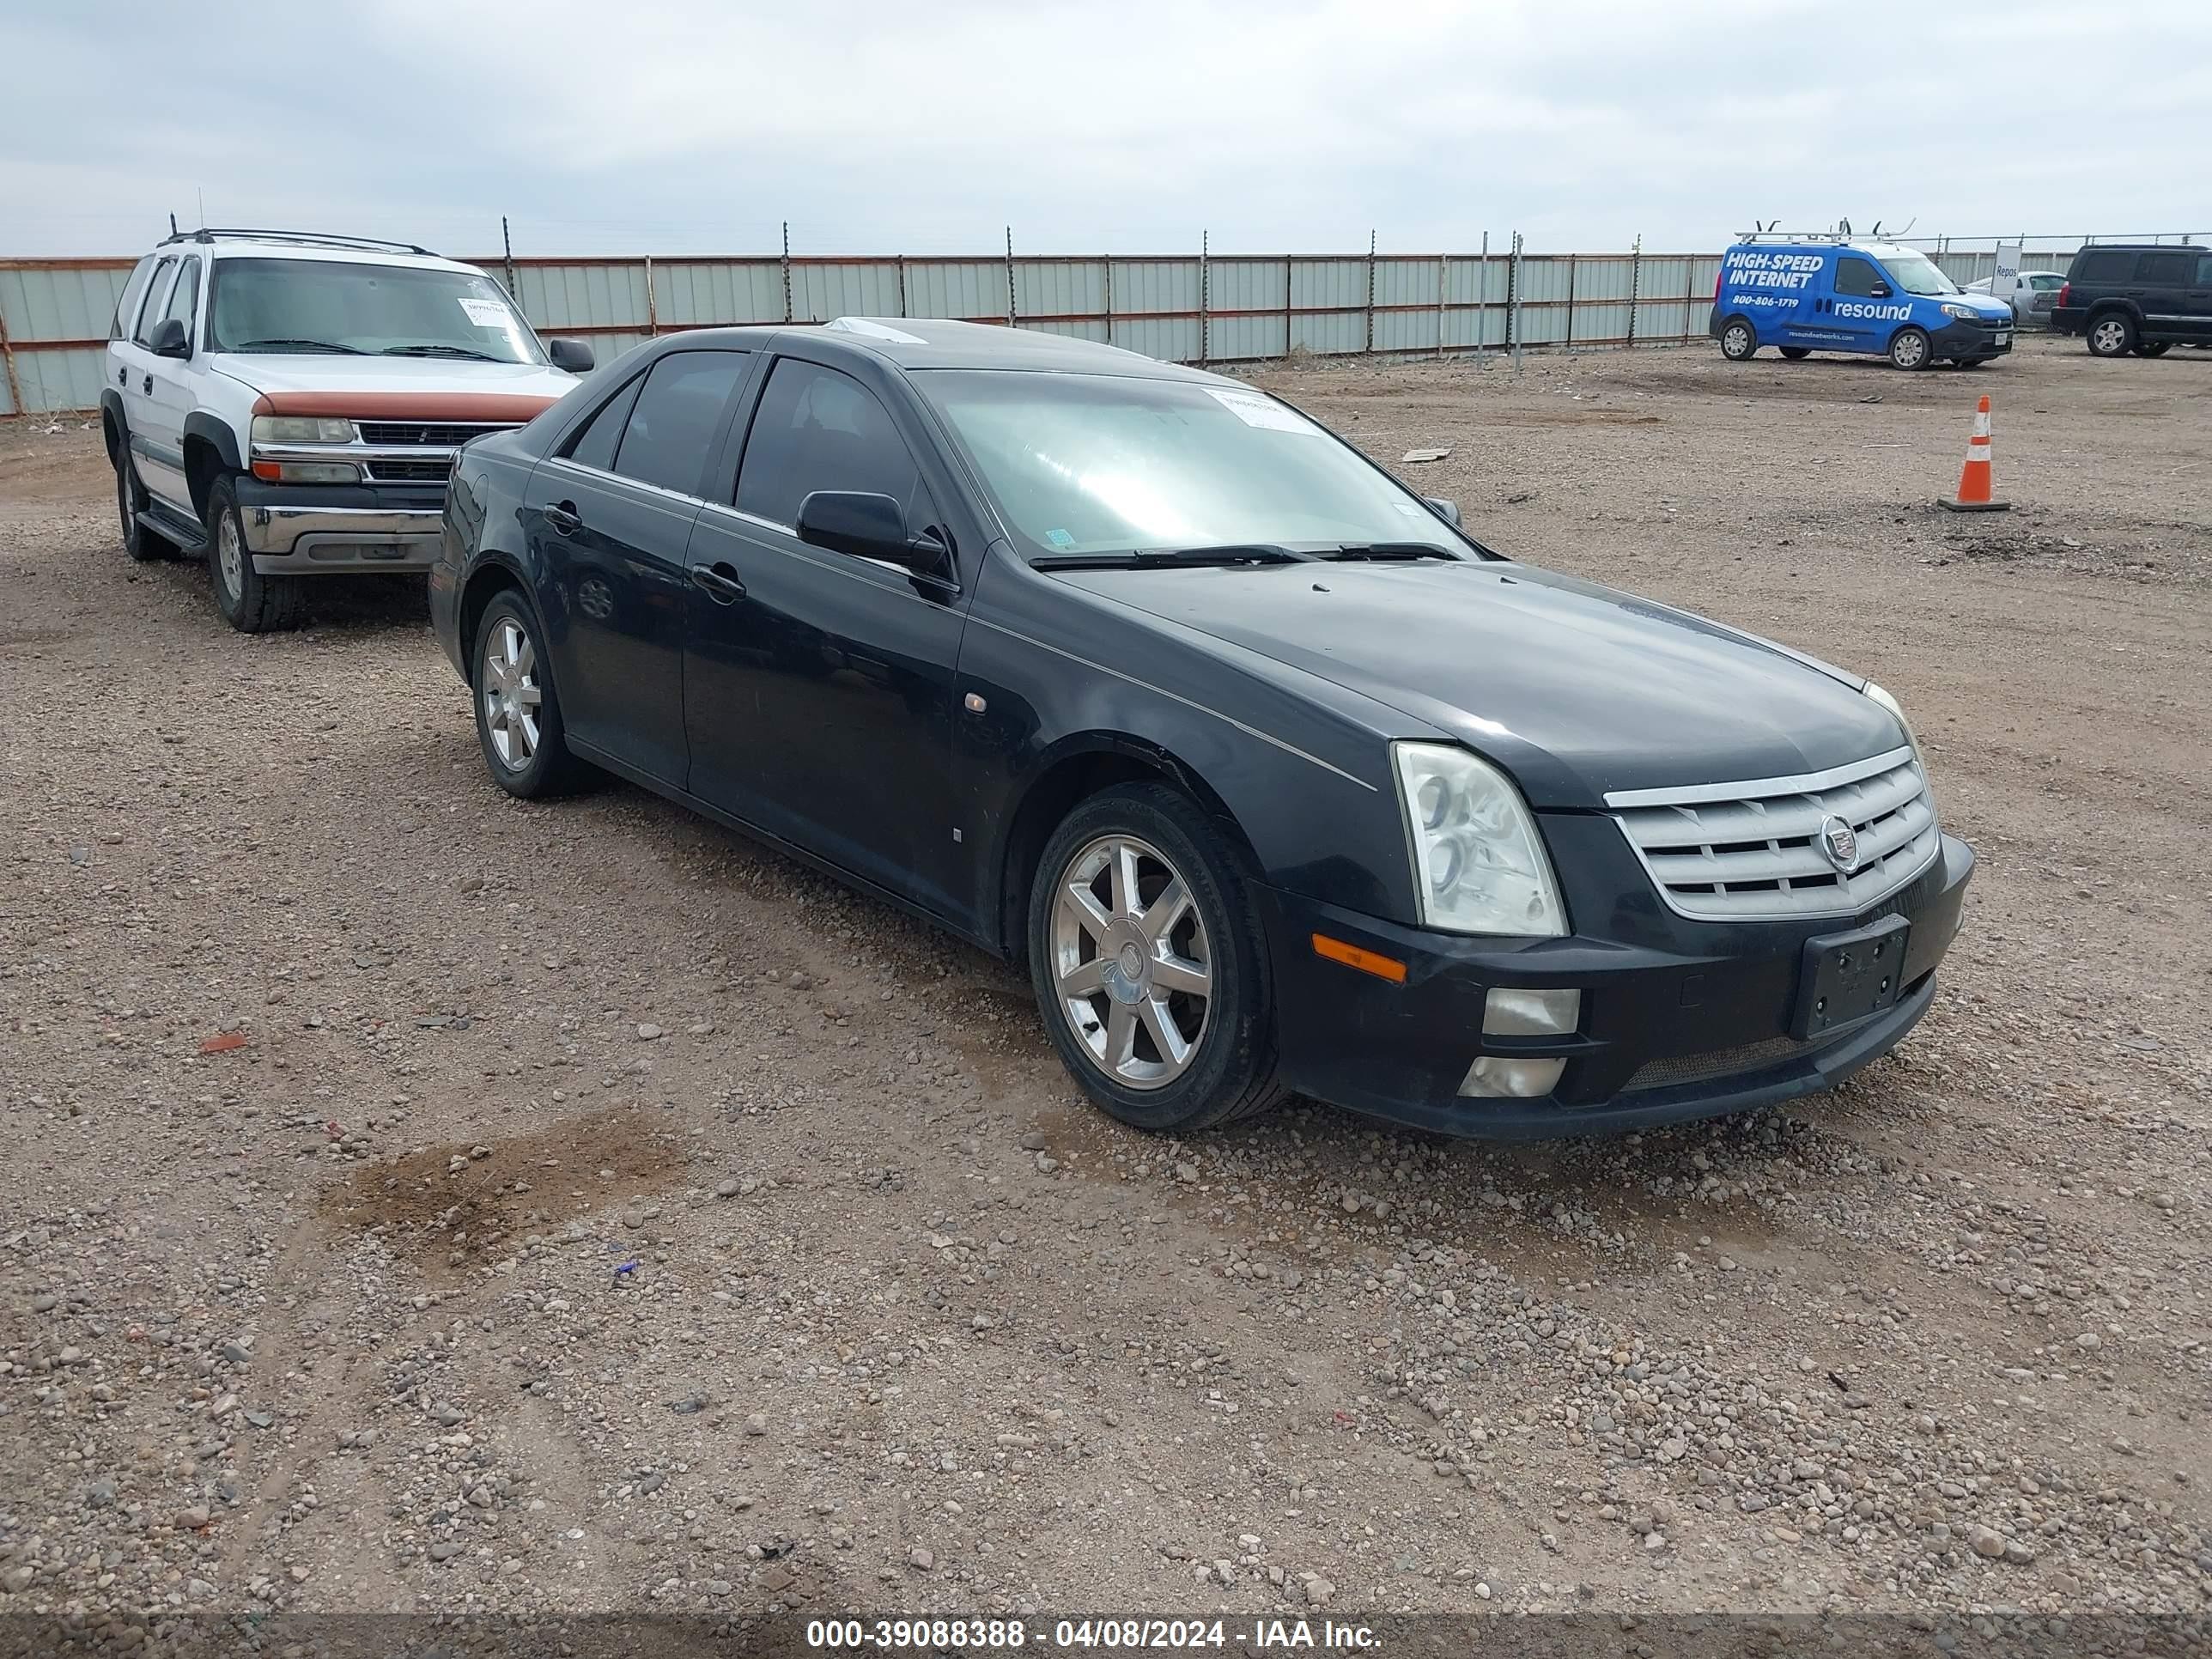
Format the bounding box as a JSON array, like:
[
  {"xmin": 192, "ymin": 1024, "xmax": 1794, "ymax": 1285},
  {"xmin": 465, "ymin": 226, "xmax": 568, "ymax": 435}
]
[{"xmin": 541, "ymin": 455, "xmax": 705, "ymax": 521}]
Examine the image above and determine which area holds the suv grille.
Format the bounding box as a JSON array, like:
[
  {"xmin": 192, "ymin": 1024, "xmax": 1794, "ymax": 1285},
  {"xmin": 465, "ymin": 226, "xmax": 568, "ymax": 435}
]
[
  {"xmin": 363, "ymin": 458, "xmax": 454, "ymax": 483},
  {"xmin": 356, "ymin": 421, "xmax": 519, "ymax": 447},
  {"xmin": 1609, "ymin": 747, "xmax": 1938, "ymax": 921}
]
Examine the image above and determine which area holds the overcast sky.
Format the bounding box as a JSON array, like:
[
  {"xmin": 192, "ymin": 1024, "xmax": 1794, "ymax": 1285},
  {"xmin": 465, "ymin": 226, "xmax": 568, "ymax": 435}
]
[{"xmin": 7, "ymin": 0, "xmax": 2208, "ymax": 258}]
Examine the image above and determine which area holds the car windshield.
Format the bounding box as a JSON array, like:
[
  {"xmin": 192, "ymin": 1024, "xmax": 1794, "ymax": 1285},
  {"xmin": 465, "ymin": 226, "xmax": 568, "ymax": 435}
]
[
  {"xmin": 912, "ymin": 370, "xmax": 1462, "ymax": 560},
  {"xmin": 207, "ymin": 258, "xmax": 543, "ymax": 362},
  {"xmin": 1880, "ymin": 251, "xmax": 1958, "ymax": 296}
]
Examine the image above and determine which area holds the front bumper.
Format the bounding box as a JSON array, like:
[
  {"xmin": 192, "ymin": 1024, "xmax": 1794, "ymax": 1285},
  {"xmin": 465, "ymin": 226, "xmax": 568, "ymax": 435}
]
[
  {"xmin": 1929, "ymin": 318, "xmax": 2014, "ymax": 361},
  {"xmin": 235, "ymin": 477, "xmax": 446, "ymax": 574},
  {"xmin": 1254, "ymin": 831, "xmax": 1974, "ymax": 1140}
]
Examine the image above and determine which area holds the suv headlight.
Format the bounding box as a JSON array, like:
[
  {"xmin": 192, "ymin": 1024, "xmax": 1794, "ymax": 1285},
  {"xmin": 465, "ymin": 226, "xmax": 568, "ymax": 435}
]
[
  {"xmin": 1391, "ymin": 742, "xmax": 1566, "ymax": 937},
  {"xmin": 252, "ymin": 415, "xmax": 356, "ymax": 444}
]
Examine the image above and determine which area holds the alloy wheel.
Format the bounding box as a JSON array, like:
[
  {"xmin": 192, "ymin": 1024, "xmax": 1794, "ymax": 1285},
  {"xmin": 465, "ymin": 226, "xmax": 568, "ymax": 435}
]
[
  {"xmin": 481, "ymin": 617, "xmax": 544, "ymax": 769},
  {"xmin": 1050, "ymin": 833, "xmax": 1213, "ymax": 1090},
  {"xmin": 2090, "ymin": 317, "xmax": 2129, "ymax": 355}
]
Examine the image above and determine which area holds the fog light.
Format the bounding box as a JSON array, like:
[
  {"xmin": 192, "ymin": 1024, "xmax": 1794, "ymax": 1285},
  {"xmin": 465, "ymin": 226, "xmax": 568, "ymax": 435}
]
[
  {"xmin": 1483, "ymin": 987, "xmax": 1580, "ymax": 1036},
  {"xmin": 1459, "ymin": 1055, "xmax": 1565, "ymax": 1098}
]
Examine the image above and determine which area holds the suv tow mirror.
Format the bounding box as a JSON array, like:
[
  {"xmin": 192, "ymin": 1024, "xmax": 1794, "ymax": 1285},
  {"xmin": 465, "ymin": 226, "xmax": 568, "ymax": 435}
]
[
  {"xmin": 150, "ymin": 317, "xmax": 191, "ymax": 361},
  {"xmin": 1424, "ymin": 496, "xmax": 1461, "ymax": 525},
  {"xmin": 797, "ymin": 490, "xmax": 940, "ymax": 570},
  {"xmin": 546, "ymin": 337, "xmax": 595, "ymax": 374}
]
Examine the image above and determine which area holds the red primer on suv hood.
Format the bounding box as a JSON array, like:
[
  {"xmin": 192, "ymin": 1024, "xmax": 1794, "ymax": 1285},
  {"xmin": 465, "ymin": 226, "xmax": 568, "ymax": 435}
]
[{"xmin": 251, "ymin": 390, "xmax": 564, "ymax": 422}]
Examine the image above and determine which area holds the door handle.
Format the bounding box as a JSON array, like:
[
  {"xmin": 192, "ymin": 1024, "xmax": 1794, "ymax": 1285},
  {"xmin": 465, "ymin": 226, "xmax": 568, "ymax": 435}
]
[
  {"xmin": 118, "ymin": 366, "xmax": 128, "ymax": 387},
  {"xmin": 142, "ymin": 374, "xmax": 153, "ymax": 394},
  {"xmin": 690, "ymin": 562, "xmax": 746, "ymax": 605},
  {"xmin": 543, "ymin": 501, "xmax": 581, "ymax": 536}
]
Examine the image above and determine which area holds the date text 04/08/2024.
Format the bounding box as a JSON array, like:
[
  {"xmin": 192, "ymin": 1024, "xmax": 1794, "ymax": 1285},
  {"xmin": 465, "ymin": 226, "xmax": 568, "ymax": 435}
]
[{"xmin": 804, "ymin": 1617, "xmax": 1382, "ymax": 1650}]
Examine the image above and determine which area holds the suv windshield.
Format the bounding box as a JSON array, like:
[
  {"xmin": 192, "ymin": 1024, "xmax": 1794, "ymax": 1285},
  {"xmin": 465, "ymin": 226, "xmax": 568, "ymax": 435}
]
[
  {"xmin": 1880, "ymin": 251, "xmax": 1958, "ymax": 297},
  {"xmin": 913, "ymin": 370, "xmax": 1462, "ymax": 560},
  {"xmin": 207, "ymin": 258, "xmax": 544, "ymax": 362}
]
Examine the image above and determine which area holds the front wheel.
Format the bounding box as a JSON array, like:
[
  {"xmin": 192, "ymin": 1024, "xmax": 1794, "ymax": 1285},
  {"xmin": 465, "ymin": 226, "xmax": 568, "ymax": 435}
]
[
  {"xmin": 2087, "ymin": 313, "xmax": 2136, "ymax": 357},
  {"xmin": 1887, "ymin": 327, "xmax": 1931, "ymax": 371},
  {"xmin": 1027, "ymin": 782, "xmax": 1285, "ymax": 1134},
  {"xmin": 1778, "ymin": 346, "xmax": 1812, "ymax": 361},
  {"xmin": 1718, "ymin": 319, "xmax": 1758, "ymax": 362},
  {"xmin": 206, "ymin": 475, "xmax": 307, "ymax": 632}
]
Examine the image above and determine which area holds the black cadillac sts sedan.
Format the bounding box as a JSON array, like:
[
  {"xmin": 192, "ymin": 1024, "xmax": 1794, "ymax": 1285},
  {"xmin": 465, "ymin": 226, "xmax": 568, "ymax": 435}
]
[{"xmin": 431, "ymin": 317, "xmax": 1973, "ymax": 1140}]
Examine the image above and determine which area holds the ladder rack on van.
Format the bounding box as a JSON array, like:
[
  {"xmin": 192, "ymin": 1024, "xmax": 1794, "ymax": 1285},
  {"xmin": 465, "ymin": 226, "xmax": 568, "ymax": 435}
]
[{"xmin": 1730, "ymin": 231, "xmax": 1857, "ymax": 245}]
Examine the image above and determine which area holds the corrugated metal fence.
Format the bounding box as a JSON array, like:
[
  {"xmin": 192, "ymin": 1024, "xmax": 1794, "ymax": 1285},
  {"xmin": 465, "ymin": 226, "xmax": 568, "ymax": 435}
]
[{"xmin": 0, "ymin": 242, "xmax": 1732, "ymax": 417}]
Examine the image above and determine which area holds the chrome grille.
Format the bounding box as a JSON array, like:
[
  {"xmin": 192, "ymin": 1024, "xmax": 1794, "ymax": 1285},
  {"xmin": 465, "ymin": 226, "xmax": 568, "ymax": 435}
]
[
  {"xmin": 356, "ymin": 421, "xmax": 519, "ymax": 447},
  {"xmin": 1609, "ymin": 746, "xmax": 1939, "ymax": 921},
  {"xmin": 362, "ymin": 458, "xmax": 453, "ymax": 483}
]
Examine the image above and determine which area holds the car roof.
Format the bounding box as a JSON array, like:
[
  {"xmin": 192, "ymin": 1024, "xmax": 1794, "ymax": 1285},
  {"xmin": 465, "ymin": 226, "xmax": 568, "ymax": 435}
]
[
  {"xmin": 158, "ymin": 236, "xmax": 487, "ymax": 276},
  {"xmin": 664, "ymin": 317, "xmax": 1224, "ymax": 381},
  {"xmin": 2075, "ymin": 242, "xmax": 2208, "ymax": 252}
]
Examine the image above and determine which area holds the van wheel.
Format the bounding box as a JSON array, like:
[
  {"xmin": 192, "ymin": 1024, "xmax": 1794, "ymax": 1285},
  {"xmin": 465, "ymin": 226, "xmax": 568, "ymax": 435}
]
[
  {"xmin": 1718, "ymin": 319, "xmax": 1758, "ymax": 361},
  {"xmin": 1778, "ymin": 346, "xmax": 1811, "ymax": 360},
  {"xmin": 2087, "ymin": 313, "xmax": 2136, "ymax": 357},
  {"xmin": 1028, "ymin": 782, "xmax": 1286, "ymax": 1135},
  {"xmin": 2135, "ymin": 341, "xmax": 2171, "ymax": 358},
  {"xmin": 1887, "ymin": 327, "xmax": 1931, "ymax": 371},
  {"xmin": 206, "ymin": 475, "xmax": 307, "ymax": 633}
]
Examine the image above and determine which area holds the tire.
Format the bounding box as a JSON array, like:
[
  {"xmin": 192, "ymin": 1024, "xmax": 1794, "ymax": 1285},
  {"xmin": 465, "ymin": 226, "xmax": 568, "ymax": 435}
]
[
  {"xmin": 114, "ymin": 446, "xmax": 171, "ymax": 563},
  {"xmin": 1778, "ymin": 346, "xmax": 1811, "ymax": 360},
  {"xmin": 1717, "ymin": 319, "xmax": 1757, "ymax": 362},
  {"xmin": 1027, "ymin": 781, "xmax": 1286, "ymax": 1134},
  {"xmin": 206, "ymin": 475, "xmax": 307, "ymax": 633},
  {"xmin": 471, "ymin": 587, "xmax": 590, "ymax": 799},
  {"xmin": 2136, "ymin": 341, "xmax": 2171, "ymax": 358},
  {"xmin": 2087, "ymin": 312, "xmax": 2136, "ymax": 357},
  {"xmin": 1950, "ymin": 357, "xmax": 1987, "ymax": 369},
  {"xmin": 1887, "ymin": 327, "xmax": 1931, "ymax": 371}
]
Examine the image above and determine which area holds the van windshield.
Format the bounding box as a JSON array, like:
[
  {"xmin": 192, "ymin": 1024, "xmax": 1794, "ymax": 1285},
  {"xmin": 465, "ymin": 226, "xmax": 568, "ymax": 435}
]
[{"xmin": 1880, "ymin": 252, "xmax": 1958, "ymax": 297}]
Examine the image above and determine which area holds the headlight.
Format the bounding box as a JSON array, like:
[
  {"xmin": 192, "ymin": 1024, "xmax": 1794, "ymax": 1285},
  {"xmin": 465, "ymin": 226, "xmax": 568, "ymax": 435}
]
[
  {"xmin": 1391, "ymin": 742, "xmax": 1565, "ymax": 936},
  {"xmin": 252, "ymin": 415, "xmax": 356, "ymax": 444},
  {"xmin": 1863, "ymin": 681, "xmax": 1936, "ymax": 799},
  {"xmin": 1938, "ymin": 303, "xmax": 1977, "ymax": 320}
]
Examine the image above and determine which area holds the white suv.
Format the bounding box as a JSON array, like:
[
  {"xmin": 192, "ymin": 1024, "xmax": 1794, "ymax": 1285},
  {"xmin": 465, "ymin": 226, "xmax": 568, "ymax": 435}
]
[{"xmin": 102, "ymin": 229, "xmax": 591, "ymax": 631}]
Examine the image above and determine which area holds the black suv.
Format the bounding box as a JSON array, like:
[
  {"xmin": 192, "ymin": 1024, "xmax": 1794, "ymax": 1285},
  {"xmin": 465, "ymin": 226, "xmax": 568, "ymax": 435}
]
[{"xmin": 2051, "ymin": 243, "xmax": 2212, "ymax": 357}]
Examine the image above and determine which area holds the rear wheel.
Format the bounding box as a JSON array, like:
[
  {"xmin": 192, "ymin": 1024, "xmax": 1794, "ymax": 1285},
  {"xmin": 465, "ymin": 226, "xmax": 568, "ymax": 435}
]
[
  {"xmin": 1718, "ymin": 319, "xmax": 1758, "ymax": 361},
  {"xmin": 206, "ymin": 475, "xmax": 307, "ymax": 632},
  {"xmin": 1778, "ymin": 346, "xmax": 1812, "ymax": 361},
  {"xmin": 114, "ymin": 447, "xmax": 171, "ymax": 563},
  {"xmin": 1887, "ymin": 327, "xmax": 1931, "ymax": 371},
  {"xmin": 1028, "ymin": 781, "xmax": 1285, "ymax": 1134},
  {"xmin": 471, "ymin": 589, "xmax": 590, "ymax": 798},
  {"xmin": 2136, "ymin": 340, "xmax": 2171, "ymax": 358},
  {"xmin": 2087, "ymin": 312, "xmax": 2136, "ymax": 357}
]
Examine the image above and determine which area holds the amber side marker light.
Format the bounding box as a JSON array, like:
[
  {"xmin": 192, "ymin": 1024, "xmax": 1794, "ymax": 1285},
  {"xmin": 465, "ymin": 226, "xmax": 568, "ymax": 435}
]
[{"xmin": 1311, "ymin": 933, "xmax": 1407, "ymax": 984}]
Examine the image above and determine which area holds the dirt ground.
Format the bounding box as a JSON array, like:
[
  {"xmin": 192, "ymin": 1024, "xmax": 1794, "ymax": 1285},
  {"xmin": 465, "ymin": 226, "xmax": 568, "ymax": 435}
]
[{"xmin": 2, "ymin": 334, "xmax": 2207, "ymax": 1638}]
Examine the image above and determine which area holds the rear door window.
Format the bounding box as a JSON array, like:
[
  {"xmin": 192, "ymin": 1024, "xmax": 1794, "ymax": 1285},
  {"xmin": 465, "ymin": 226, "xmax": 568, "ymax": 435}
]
[
  {"xmin": 131, "ymin": 258, "xmax": 179, "ymax": 347},
  {"xmin": 1833, "ymin": 257, "xmax": 1882, "ymax": 298},
  {"xmin": 734, "ymin": 358, "xmax": 932, "ymax": 530},
  {"xmin": 609, "ymin": 350, "xmax": 750, "ymax": 497},
  {"xmin": 2197, "ymin": 255, "xmax": 2212, "ymax": 287},
  {"xmin": 2137, "ymin": 252, "xmax": 2191, "ymax": 286}
]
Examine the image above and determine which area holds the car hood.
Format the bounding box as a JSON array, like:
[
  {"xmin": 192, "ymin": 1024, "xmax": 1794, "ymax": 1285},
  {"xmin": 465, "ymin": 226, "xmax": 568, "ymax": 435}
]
[
  {"xmin": 211, "ymin": 354, "xmax": 579, "ymax": 419},
  {"xmin": 1054, "ymin": 559, "xmax": 1905, "ymax": 810}
]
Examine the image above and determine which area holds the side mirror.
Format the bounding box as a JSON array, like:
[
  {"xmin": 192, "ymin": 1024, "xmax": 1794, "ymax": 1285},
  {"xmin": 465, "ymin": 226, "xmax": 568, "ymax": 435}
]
[
  {"xmin": 1424, "ymin": 496, "xmax": 1461, "ymax": 526},
  {"xmin": 546, "ymin": 337, "xmax": 594, "ymax": 374},
  {"xmin": 797, "ymin": 490, "xmax": 939, "ymax": 569},
  {"xmin": 1869, "ymin": 282, "xmax": 1892, "ymax": 299},
  {"xmin": 150, "ymin": 317, "xmax": 191, "ymax": 360}
]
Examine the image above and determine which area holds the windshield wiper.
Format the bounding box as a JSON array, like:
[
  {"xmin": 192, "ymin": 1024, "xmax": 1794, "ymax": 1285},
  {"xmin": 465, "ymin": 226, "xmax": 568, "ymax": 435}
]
[
  {"xmin": 1320, "ymin": 542, "xmax": 1455, "ymax": 562},
  {"xmin": 1031, "ymin": 544, "xmax": 1312, "ymax": 571},
  {"xmin": 383, "ymin": 344, "xmax": 502, "ymax": 362},
  {"xmin": 228, "ymin": 337, "xmax": 367, "ymax": 355}
]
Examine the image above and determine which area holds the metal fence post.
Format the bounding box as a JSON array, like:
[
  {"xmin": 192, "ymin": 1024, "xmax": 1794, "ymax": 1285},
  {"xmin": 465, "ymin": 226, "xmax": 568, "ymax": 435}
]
[
  {"xmin": 1103, "ymin": 257, "xmax": 1114, "ymax": 347},
  {"xmin": 1364, "ymin": 229, "xmax": 1376, "ymax": 356},
  {"xmin": 0, "ymin": 308, "xmax": 21, "ymax": 420},
  {"xmin": 1626, "ymin": 233, "xmax": 1642, "ymax": 349},
  {"xmin": 501, "ymin": 216, "xmax": 518, "ymax": 315},
  {"xmin": 1005, "ymin": 226, "xmax": 1017, "ymax": 328},
  {"xmin": 1435, "ymin": 252, "xmax": 1448, "ymax": 359},
  {"xmin": 1564, "ymin": 253, "xmax": 1577, "ymax": 351},
  {"xmin": 1283, "ymin": 255, "xmax": 1293, "ymax": 357},
  {"xmin": 1509, "ymin": 231, "xmax": 1523, "ymax": 374},
  {"xmin": 1199, "ymin": 229, "xmax": 1210, "ymax": 368},
  {"xmin": 1477, "ymin": 231, "xmax": 1488, "ymax": 360},
  {"xmin": 643, "ymin": 254, "xmax": 658, "ymax": 337},
  {"xmin": 896, "ymin": 254, "xmax": 908, "ymax": 319},
  {"xmin": 781, "ymin": 222, "xmax": 793, "ymax": 324},
  {"xmin": 1681, "ymin": 255, "xmax": 1696, "ymax": 343}
]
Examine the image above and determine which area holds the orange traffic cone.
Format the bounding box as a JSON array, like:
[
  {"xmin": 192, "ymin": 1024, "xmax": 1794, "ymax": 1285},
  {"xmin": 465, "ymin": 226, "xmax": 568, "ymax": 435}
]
[{"xmin": 1939, "ymin": 394, "xmax": 2010, "ymax": 512}]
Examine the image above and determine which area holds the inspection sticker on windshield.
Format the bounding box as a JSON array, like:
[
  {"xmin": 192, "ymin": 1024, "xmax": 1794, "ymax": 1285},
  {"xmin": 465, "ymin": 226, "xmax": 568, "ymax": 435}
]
[
  {"xmin": 457, "ymin": 298, "xmax": 510, "ymax": 329},
  {"xmin": 1205, "ymin": 386, "xmax": 1320, "ymax": 434}
]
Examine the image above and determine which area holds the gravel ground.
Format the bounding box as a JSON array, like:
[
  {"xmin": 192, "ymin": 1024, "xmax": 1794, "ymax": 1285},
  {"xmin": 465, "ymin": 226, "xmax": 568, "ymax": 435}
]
[{"xmin": 1, "ymin": 335, "xmax": 2207, "ymax": 1636}]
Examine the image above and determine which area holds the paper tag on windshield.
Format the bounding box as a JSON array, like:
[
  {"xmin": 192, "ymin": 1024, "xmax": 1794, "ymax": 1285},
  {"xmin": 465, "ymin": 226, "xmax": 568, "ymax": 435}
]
[
  {"xmin": 458, "ymin": 298, "xmax": 510, "ymax": 329},
  {"xmin": 1205, "ymin": 386, "xmax": 1319, "ymax": 434}
]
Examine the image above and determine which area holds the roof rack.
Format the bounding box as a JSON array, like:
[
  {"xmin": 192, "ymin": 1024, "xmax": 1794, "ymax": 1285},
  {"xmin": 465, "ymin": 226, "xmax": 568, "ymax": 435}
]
[
  {"xmin": 1731, "ymin": 230, "xmax": 1860, "ymax": 245},
  {"xmin": 159, "ymin": 228, "xmax": 440, "ymax": 257}
]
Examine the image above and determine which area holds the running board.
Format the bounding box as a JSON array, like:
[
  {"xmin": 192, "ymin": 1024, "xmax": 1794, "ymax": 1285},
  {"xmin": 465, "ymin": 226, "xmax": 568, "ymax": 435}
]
[{"xmin": 140, "ymin": 503, "xmax": 208, "ymax": 556}]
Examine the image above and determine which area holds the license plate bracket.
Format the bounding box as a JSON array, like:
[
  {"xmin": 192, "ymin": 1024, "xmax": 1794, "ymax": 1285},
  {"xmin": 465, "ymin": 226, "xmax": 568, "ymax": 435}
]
[
  {"xmin": 1790, "ymin": 915, "xmax": 1911, "ymax": 1039},
  {"xmin": 1995, "ymin": 331, "xmax": 2012, "ymax": 346}
]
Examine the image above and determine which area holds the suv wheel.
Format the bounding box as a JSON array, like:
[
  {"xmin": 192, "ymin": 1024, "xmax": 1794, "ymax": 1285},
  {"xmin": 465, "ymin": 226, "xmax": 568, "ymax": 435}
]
[
  {"xmin": 2135, "ymin": 340, "xmax": 2171, "ymax": 358},
  {"xmin": 471, "ymin": 590, "xmax": 590, "ymax": 799},
  {"xmin": 2087, "ymin": 313, "xmax": 2136, "ymax": 357},
  {"xmin": 206, "ymin": 475, "xmax": 307, "ymax": 633},
  {"xmin": 1028, "ymin": 782, "xmax": 1286, "ymax": 1134},
  {"xmin": 1887, "ymin": 327, "xmax": 1931, "ymax": 371},
  {"xmin": 115, "ymin": 449, "xmax": 170, "ymax": 563},
  {"xmin": 1718, "ymin": 319, "xmax": 1757, "ymax": 361}
]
